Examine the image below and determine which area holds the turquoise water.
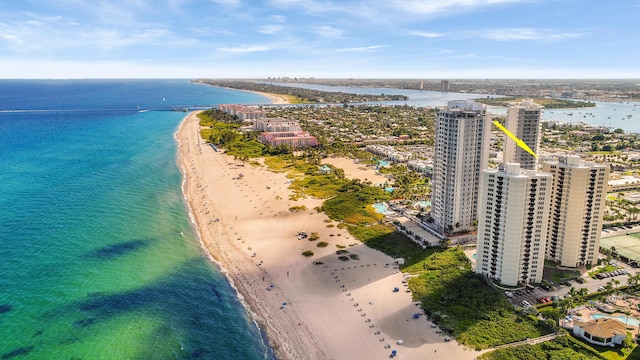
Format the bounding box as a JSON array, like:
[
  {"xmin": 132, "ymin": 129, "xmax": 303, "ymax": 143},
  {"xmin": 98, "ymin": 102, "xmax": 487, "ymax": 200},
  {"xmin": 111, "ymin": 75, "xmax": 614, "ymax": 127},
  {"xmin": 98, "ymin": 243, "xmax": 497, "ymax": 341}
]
[
  {"xmin": 591, "ymin": 313, "xmax": 640, "ymax": 327},
  {"xmin": 373, "ymin": 203, "xmax": 389, "ymax": 215},
  {"xmin": 0, "ymin": 80, "xmax": 274, "ymax": 359}
]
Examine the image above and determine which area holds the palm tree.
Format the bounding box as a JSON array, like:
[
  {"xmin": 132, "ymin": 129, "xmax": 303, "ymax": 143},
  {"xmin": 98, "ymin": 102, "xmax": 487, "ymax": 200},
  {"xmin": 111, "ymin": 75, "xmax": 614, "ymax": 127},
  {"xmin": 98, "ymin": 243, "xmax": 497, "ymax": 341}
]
[
  {"xmin": 612, "ymin": 278, "xmax": 621, "ymax": 296},
  {"xmin": 605, "ymin": 281, "xmax": 614, "ymax": 294}
]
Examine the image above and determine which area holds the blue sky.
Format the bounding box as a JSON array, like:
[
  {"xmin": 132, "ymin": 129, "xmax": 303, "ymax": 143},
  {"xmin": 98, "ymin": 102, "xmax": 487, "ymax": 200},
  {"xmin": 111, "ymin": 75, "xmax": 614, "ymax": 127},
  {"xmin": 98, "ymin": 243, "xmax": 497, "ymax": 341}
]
[{"xmin": 0, "ymin": 0, "xmax": 639, "ymax": 78}]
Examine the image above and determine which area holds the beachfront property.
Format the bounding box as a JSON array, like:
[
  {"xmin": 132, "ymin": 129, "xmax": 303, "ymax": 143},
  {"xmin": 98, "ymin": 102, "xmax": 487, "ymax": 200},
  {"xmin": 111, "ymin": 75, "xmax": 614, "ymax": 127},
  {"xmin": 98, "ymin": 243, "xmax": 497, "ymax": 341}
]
[
  {"xmin": 542, "ymin": 156, "xmax": 609, "ymax": 267},
  {"xmin": 253, "ymin": 117, "xmax": 302, "ymax": 132},
  {"xmin": 365, "ymin": 144, "xmax": 415, "ymax": 162},
  {"xmin": 475, "ymin": 163, "xmax": 552, "ymax": 286},
  {"xmin": 219, "ymin": 104, "xmax": 266, "ymax": 121},
  {"xmin": 407, "ymin": 159, "xmax": 433, "ymax": 177},
  {"xmin": 504, "ymin": 99, "xmax": 542, "ymax": 170},
  {"xmin": 259, "ymin": 131, "xmax": 318, "ymax": 148},
  {"xmin": 394, "ymin": 216, "xmax": 444, "ymax": 248},
  {"xmin": 572, "ymin": 318, "xmax": 627, "ymax": 347},
  {"xmin": 431, "ymin": 100, "xmax": 491, "ymax": 234}
]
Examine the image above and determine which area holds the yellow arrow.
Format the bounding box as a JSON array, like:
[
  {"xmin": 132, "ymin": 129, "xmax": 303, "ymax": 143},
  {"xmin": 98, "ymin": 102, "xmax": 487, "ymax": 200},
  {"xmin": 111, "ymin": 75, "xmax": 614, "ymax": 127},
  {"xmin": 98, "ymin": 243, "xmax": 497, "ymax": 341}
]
[{"xmin": 493, "ymin": 120, "xmax": 538, "ymax": 159}]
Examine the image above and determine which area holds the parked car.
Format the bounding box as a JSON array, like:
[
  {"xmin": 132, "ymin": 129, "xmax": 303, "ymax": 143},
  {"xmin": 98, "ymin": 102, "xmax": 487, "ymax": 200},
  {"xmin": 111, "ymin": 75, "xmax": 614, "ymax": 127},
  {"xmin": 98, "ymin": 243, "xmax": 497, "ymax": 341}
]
[
  {"xmin": 597, "ymin": 286, "xmax": 605, "ymax": 291},
  {"xmin": 522, "ymin": 300, "xmax": 531, "ymax": 307}
]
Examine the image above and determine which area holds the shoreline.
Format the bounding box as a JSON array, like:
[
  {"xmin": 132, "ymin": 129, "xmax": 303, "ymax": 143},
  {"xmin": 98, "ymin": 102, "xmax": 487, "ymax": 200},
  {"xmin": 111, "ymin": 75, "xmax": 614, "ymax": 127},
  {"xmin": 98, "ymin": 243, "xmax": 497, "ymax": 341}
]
[{"xmin": 175, "ymin": 111, "xmax": 481, "ymax": 360}]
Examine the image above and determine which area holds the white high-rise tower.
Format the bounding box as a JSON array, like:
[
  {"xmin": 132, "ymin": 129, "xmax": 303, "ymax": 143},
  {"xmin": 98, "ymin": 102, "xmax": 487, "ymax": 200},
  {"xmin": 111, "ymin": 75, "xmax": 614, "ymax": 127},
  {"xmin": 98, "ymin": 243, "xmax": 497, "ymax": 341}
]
[
  {"xmin": 475, "ymin": 163, "xmax": 552, "ymax": 286},
  {"xmin": 431, "ymin": 100, "xmax": 490, "ymax": 234},
  {"xmin": 542, "ymin": 156, "xmax": 609, "ymax": 267}
]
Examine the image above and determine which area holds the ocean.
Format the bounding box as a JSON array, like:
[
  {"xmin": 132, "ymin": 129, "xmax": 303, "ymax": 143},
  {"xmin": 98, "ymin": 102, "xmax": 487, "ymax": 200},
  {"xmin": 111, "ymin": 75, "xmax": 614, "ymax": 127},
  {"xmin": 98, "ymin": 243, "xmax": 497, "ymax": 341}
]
[{"xmin": 0, "ymin": 80, "xmax": 274, "ymax": 359}]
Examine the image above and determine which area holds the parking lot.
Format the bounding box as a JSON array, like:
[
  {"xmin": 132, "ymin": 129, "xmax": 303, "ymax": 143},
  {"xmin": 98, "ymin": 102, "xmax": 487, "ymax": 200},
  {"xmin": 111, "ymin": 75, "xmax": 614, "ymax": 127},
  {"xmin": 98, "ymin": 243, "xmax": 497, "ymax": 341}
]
[{"xmin": 508, "ymin": 262, "xmax": 637, "ymax": 308}]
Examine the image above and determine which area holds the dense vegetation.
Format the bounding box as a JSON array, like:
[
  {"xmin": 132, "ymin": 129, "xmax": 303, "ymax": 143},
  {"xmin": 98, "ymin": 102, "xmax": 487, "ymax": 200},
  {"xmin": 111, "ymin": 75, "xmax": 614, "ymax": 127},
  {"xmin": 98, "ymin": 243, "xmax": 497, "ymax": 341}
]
[
  {"xmin": 195, "ymin": 79, "xmax": 408, "ymax": 104},
  {"xmin": 475, "ymin": 96, "xmax": 596, "ymax": 108},
  {"xmin": 479, "ymin": 336, "xmax": 604, "ymax": 360},
  {"xmin": 266, "ymin": 104, "xmax": 436, "ymax": 145}
]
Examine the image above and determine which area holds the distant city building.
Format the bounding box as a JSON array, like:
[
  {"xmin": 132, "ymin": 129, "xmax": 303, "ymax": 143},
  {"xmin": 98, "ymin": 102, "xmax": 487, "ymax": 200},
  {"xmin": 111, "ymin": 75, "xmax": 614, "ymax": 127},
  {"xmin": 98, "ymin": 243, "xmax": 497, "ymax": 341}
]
[
  {"xmin": 431, "ymin": 100, "xmax": 490, "ymax": 233},
  {"xmin": 504, "ymin": 99, "xmax": 542, "ymax": 170},
  {"xmin": 475, "ymin": 163, "xmax": 552, "ymax": 286},
  {"xmin": 440, "ymin": 80, "xmax": 450, "ymax": 92},
  {"xmin": 259, "ymin": 131, "xmax": 317, "ymax": 148},
  {"xmin": 542, "ymin": 156, "xmax": 609, "ymax": 267}
]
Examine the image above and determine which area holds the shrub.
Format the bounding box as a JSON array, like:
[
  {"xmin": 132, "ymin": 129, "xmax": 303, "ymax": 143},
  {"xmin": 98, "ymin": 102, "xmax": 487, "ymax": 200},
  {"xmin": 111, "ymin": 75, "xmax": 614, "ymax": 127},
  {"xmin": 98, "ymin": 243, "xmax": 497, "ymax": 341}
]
[
  {"xmin": 336, "ymin": 250, "xmax": 349, "ymax": 255},
  {"xmin": 338, "ymin": 256, "xmax": 350, "ymax": 261},
  {"xmin": 289, "ymin": 205, "xmax": 308, "ymax": 212},
  {"xmin": 302, "ymin": 250, "xmax": 314, "ymax": 257},
  {"xmin": 317, "ymin": 242, "xmax": 329, "ymax": 248},
  {"xmin": 336, "ymin": 244, "xmax": 346, "ymax": 249},
  {"xmin": 308, "ymin": 232, "xmax": 320, "ymax": 241},
  {"xmin": 349, "ymin": 254, "xmax": 360, "ymax": 260}
]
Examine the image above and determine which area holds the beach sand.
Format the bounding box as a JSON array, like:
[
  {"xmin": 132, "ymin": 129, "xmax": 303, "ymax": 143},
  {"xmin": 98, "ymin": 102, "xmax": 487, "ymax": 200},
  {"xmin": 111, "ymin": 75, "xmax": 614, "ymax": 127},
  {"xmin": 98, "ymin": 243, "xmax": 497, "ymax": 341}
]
[
  {"xmin": 175, "ymin": 111, "xmax": 480, "ymax": 359},
  {"xmin": 254, "ymin": 91, "xmax": 290, "ymax": 104}
]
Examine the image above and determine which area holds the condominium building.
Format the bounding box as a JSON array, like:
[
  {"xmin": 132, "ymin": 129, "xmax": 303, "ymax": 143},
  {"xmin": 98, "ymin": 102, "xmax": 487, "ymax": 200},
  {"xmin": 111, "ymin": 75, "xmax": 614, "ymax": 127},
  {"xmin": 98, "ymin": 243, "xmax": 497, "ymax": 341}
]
[
  {"xmin": 431, "ymin": 100, "xmax": 491, "ymax": 233},
  {"xmin": 504, "ymin": 99, "xmax": 542, "ymax": 170},
  {"xmin": 542, "ymin": 156, "xmax": 609, "ymax": 267},
  {"xmin": 475, "ymin": 163, "xmax": 552, "ymax": 286},
  {"xmin": 253, "ymin": 118, "xmax": 301, "ymax": 132},
  {"xmin": 219, "ymin": 104, "xmax": 266, "ymax": 120}
]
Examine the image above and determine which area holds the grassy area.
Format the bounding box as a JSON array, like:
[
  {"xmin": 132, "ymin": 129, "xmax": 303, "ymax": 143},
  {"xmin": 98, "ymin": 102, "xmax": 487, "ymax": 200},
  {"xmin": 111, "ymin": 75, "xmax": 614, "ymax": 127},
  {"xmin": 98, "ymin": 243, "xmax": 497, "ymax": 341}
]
[
  {"xmin": 478, "ymin": 336, "xmax": 604, "ymax": 360},
  {"xmin": 544, "ymin": 265, "xmax": 581, "ymax": 283},
  {"xmin": 321, "ymin": 182, "xmax": 390, "ymax": 225}
]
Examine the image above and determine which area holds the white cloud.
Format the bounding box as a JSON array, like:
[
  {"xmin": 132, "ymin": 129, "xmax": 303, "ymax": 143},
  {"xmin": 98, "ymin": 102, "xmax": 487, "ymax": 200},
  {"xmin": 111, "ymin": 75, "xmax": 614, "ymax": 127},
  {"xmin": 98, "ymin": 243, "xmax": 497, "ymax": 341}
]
[
  {"xmin": 270, "ymin": 15, "xmax": 287, "ymax": 23},
  {"xmin": 473, "ymin": 28, "xmax": 583, "ymax": 41},
  {"xmin": 258, "ymin": 25, "xmax": 284, "ymax": 35},
  {"xmin": 337, "ymin": 45, "xmax": 386, "ymax": 52},
  {"xmin": 218, "ymin": 45, "xmax": 271, "ymax": 53},
  {"xmin": 314, "ymin": 25, "xmax": 344, "ymax": 38},
  {"xmin": 388, "ymin": 0, "xmax": 528, "ymax": 15},
  {"xmin": 408, "ymin": 31, "xmax": 443, "ymax": 38},
  {"xmin": 211, "ymin": 0, "xmax": 241, "ymax": 7}
]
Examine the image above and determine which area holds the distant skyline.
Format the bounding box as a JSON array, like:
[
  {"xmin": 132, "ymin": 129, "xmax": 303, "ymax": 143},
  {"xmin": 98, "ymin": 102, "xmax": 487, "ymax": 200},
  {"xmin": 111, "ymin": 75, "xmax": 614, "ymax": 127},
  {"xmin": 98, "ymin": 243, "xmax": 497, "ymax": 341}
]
[{"xmin": 1, "ymin": 0, "xmax": 639, "ymax": 79}]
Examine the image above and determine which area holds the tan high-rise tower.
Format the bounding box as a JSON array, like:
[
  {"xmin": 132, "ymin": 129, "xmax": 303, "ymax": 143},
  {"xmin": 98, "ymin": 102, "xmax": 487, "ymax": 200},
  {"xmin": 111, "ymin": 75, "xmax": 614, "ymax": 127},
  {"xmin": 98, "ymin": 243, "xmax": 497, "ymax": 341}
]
[
  {"xmin": 542, "ymin": 156, "xmax": 609, "ymax": 267},
  {"xmin": 504, "ymin": 99, "xmax": 542, "ymax": 170}
]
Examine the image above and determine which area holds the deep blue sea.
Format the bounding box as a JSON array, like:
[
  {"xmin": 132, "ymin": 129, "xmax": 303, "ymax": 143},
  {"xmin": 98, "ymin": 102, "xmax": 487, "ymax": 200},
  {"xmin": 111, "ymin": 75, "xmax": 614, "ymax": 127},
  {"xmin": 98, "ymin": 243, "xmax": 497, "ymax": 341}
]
[{"xmin": 0, "ymin": 80, "xmax": 274, "ymax": 359}]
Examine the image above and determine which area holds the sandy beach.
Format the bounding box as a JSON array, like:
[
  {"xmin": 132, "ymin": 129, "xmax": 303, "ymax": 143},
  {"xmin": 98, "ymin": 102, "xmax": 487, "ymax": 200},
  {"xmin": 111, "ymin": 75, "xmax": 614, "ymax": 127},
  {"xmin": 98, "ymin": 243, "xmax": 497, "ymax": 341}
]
[
  {"xmin": 254, "ymin": 91, "xmax": 290, "ymax": 104},
  {"xmin": 175, "ymin": 111, "xmax": 480, "ymax": 359}
]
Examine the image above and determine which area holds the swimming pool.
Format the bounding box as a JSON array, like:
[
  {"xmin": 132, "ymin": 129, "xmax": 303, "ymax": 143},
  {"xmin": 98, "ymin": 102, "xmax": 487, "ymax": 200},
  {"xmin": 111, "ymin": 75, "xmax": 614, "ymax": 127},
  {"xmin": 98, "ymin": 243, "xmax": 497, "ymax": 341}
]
[
  {"xmin": 373, "ymin": 203, "xmax": 390, "ymax": 215},
  {"xmin": 591, "ymin": 313, "xmax": 640, "ymax": 327}
]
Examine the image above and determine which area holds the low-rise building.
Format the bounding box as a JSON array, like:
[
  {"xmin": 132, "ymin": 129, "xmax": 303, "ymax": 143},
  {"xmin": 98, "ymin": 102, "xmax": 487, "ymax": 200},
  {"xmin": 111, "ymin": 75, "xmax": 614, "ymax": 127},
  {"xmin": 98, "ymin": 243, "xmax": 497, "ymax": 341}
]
[{"xmin": 572, "ymin": 318, "xmax": 627, "ymax": 347}]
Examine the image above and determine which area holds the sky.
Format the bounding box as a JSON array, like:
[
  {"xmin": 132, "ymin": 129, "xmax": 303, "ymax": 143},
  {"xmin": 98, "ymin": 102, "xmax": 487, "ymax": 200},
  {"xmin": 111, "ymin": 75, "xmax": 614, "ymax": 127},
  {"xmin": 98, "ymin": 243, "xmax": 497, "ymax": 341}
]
[{"xmin": 0, "ymin": 0, "xmax": 639, "ymax": 79}]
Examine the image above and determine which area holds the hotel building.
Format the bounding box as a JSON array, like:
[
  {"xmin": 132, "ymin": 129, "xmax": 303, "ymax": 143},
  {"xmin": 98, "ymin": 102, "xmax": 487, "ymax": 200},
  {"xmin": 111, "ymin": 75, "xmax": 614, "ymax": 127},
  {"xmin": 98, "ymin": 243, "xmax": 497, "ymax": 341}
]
[
  {"xmin": 253, "ymin": 118, "xmax": 301, "ymax": 132},
  {"xmin": 219, "ymin": 104, "xmax": 266, "ymax": 121},
  {"xmin": 431, "ymin": 100, "xmax": 490, "ymax": 234},
  {"xmin": 542, "ymin": 156, "xmax": 609, "ymax": 267},
  {"xmin": 504, "ymin": 99, "xmax": 542, "ymax": 170},
  {"xmin": 475, "ymin": 163, "xmax": 552, "ymax": 286},
  {"xmin": 259, "ymin": 131, "xmax": 317, "ymax": 148}
]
